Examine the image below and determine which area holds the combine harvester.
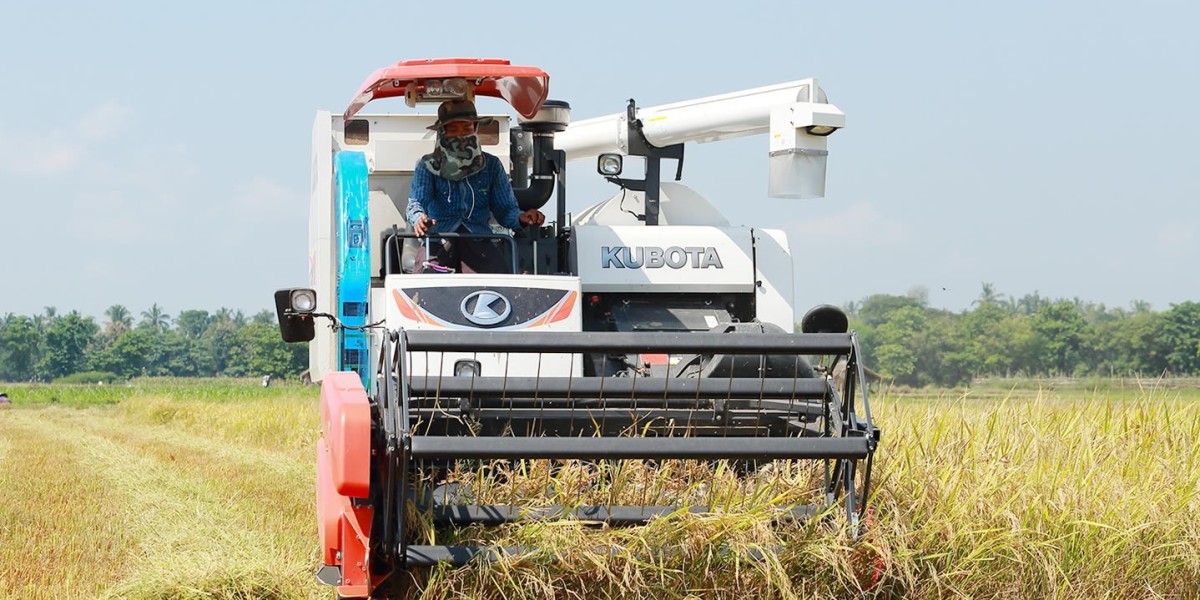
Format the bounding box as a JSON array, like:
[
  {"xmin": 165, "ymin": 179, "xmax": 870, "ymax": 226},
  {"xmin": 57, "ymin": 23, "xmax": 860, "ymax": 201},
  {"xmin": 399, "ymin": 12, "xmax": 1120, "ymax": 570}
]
[{"xmin": 274, "ymin": 57, "xmax": 880, "ymax": 598}]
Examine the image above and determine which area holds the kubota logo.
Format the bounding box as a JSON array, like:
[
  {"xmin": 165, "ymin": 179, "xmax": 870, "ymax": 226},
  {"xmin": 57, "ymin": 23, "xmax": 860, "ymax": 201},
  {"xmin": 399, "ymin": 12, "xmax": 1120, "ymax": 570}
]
[
  {"xmin": 601, "ymin": 246, "xmax": 724, "ymax": 269},
  {"xmin": 460, "ymin": 290, "xmax": 512, "ymax": 326}
]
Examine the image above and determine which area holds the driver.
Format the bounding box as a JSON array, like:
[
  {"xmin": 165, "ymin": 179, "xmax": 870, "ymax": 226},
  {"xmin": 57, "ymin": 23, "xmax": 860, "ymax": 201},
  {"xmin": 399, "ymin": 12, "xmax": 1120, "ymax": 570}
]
[{"xmin": 406, "ymin": 98, "xmax": 545, "ymax": 273}]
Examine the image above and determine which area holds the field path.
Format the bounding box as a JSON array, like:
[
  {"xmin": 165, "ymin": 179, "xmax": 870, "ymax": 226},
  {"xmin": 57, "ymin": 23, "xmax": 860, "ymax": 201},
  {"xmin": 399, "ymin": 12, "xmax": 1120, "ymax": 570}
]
[
  {"xmin": 0, "ymin": 406, "xmax": 326, "ymax": 600},
  {"xmin": 1, "ymin": 409, "xmax": 138, "ymax": 598}
]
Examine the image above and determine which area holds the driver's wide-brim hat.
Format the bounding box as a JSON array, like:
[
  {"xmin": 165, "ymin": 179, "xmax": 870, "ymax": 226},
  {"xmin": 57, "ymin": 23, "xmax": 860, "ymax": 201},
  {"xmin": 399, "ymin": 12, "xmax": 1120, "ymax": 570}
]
[{"xmin": 427, "ymin": 99, "xmax": 494, "ymax": 131}]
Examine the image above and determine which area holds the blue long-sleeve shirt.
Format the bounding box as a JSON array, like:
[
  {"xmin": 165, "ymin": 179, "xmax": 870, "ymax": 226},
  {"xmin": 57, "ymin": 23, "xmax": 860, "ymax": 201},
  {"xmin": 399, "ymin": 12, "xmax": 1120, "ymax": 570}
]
[{"xmin": 406, "ymin": 154, "xmax": 523, "ymax": 234}]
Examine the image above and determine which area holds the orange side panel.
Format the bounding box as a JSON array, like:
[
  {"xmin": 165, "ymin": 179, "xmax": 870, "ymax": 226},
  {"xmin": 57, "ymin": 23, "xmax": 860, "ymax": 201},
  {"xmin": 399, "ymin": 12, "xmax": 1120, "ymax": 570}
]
[
  {"xmin": 337, "ymin": 504, "xmax": 373, "ymax": 596},
  {"xmin": 320, "ymin": 371, "xmax": 372, "ymax": 497},
  {"xmin": 317, "ymin": 372, "xmax": 376, "ymax": 597},
  {"xmin": 316, "ymin": 444, "xmax": 341, "ymax": 565}
]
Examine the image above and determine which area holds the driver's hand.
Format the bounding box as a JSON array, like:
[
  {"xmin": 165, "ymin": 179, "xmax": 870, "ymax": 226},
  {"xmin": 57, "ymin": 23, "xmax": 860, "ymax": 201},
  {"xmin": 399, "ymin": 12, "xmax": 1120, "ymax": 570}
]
[
  {"xmin": 414, "ymin": 216, "xmax": 434, "ymax": 237},
  {"xmin": 519, "ymin": 209, "xmax": 545, "ymax": 227}
]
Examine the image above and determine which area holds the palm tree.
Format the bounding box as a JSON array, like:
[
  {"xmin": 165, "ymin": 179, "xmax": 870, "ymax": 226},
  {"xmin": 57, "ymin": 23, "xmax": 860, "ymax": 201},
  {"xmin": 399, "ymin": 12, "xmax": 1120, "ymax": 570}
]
[
  {"xmin": 140, "ymin": 303, "xmax": 171, "ymax": 333},
  {"xmin": 972, "ymin": 282, "xmax": 1001, "ymax": 307},
  {"xmin": 843, "ymin": 301, "xmax": 861, "ymax": 317},
  {"xmin": 212, "ymin": 308, "xmax": 248, "ymax": 328},
  {"xmin": 1002, "ymin": 295, "xmax": 1019, "ymax": 315},
  {"xmin": 34, "ymin": 306, "xmax": 58, "ymax": 333},
  {"xmin": 175, "ymin": 310, "xmax": 212, "ymax": 339},
  {"xmin": 104, "ymin": 304, "xmax": 133, "ymax": 335},
  {"xmin": 212, "ymin": 307, "xmax": 234, "ymax": 327},
  {"xmin": 1016, "ymin": 292, "xmax": 1046, "ymax": 316}
]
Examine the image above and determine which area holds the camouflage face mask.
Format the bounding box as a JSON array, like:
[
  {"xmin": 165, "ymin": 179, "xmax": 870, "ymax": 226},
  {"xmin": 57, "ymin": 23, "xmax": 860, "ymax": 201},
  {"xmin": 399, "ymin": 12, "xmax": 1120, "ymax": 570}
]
[{"xmin": 423, "ymin": 131, "xmax": 485, "ymax": 182}]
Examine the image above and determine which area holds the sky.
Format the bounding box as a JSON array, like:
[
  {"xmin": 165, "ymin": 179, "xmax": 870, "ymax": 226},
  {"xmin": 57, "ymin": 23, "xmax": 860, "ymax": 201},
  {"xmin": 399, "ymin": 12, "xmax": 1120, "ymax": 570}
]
[{"xmin": 1, "ymin": 1, "xmax": 1197, "ymax": 323}]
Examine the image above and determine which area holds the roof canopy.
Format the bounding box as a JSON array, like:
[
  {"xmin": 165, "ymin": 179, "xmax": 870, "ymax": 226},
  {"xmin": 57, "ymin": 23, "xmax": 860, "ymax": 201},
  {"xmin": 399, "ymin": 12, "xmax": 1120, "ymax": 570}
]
[{"xmin": 343, "ymin": 58, "xmax": 550, "ymax": 122}]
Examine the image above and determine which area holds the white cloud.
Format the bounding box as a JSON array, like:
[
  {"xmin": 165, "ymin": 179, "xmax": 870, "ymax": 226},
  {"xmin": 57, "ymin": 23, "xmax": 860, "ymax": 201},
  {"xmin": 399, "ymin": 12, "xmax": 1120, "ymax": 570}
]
[
  {"xmin": 0, "ymin": 101, "xmax": 133, "ymax": 176},
  {"xmin": 16, "ymin": 142, "xmax": 86, "ymax": 176},
  {"xmin": 81, "ymin": 212, "xmax": 151, "ymax": 240},
  {"xmin": 199, "ymin": 176, "xmax": 305, "ymax": 246},
  {"xmin": 76, "ymin": 101, "xmax": 133, "ymax": 142},
  {"xmin": 943, "ymin": 249, "xmax": 978, "ymax": 271},
  {"xmin": 1154, "ymin": 222, "xmax": 1197, "ymax": 255},
  {"xmin": 786, "ymin": 202, "xmax": 909, "ymax": 246},
  {"xmin": 82, "ymin": 259, "xmax": 117, "ymax": 280},
  {"xmin": 231, "ymin": 177, "xmax": 297, "ymax": 215}
]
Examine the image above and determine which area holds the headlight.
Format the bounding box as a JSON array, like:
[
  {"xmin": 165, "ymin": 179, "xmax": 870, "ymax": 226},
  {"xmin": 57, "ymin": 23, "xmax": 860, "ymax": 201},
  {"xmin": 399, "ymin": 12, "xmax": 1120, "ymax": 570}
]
[
  {"xmin": 443, "ymin": 78, "xmax": 468, "ymax": 97},
  {"xmin": 454, "ymin": 360, "xmax": 481, "ymax": 377},
  {"xmin": 598, "ymin": 153, "xmax": 623, "ymax": 176},
  {"xmin": 290, "ymin": 289, "xmax": 317, "ymax": 313}
]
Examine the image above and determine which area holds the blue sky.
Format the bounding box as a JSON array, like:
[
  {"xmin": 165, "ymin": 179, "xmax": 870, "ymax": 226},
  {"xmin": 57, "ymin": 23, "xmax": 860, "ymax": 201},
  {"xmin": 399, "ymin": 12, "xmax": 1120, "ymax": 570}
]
[{"xmin": 1, "ymin": 1, "xmax": 1197, "ymax": 321}]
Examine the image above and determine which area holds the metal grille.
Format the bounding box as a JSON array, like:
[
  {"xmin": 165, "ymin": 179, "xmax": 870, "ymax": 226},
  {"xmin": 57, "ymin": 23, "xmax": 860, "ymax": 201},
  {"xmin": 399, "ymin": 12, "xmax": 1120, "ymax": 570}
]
[{"xmin": 369, "ymin": 329, "xmax": 879, "ymax": 569}]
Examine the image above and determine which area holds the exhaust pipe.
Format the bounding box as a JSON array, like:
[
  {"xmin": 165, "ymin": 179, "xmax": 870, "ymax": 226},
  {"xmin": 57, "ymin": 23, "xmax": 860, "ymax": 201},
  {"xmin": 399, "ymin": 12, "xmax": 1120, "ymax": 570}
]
[{"xmin": 511, "ymin": 100, "xmax": 570, "ymax": 211}]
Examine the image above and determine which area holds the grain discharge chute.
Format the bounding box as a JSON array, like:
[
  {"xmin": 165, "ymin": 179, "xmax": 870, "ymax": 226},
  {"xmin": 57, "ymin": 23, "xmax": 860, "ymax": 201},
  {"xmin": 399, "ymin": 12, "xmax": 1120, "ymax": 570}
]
[{"xmin": 274, "ymin": 57, "xmax": 879, "ymax": 598}]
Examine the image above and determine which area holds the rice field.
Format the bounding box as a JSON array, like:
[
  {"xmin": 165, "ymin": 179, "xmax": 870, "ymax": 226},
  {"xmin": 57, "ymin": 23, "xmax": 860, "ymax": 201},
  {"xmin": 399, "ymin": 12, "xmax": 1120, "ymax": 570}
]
[{"xmin": 0, "ymin": 378, "xmax": 1197, "ymax": 599}]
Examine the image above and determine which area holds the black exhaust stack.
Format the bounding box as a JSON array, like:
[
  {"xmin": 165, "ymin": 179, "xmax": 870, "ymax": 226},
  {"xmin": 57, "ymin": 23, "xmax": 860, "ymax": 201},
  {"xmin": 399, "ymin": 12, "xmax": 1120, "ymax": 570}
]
[{"xmin": 510, "ymin": 100, "xmax": 570, "ymax": 211}]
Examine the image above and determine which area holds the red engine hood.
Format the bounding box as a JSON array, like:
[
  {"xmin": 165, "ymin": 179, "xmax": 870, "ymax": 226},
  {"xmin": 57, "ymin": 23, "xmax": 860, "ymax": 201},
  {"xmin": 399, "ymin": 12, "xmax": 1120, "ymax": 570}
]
[{"xmin": 343, "ymin": 58, "xmax": 550, "ymax": 122}]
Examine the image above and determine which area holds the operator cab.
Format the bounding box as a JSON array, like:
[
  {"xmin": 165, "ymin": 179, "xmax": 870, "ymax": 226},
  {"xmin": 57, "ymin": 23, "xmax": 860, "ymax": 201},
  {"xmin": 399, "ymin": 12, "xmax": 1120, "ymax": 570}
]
[{"xmin": 293, "ymin": 59, "xmax": 579, "ymax": 387}]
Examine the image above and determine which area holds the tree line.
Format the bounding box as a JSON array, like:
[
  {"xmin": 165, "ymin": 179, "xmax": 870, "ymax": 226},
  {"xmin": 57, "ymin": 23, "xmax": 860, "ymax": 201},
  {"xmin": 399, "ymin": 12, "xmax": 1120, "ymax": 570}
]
[
  {"xmin": 4, "ymin": 285, "xmax": 1198, "ymax": 387},
  {"xmin": 0, "ymin": 304, "xmax": 307, "ymax": 383},
  {"xmin": 843, "ymin": 284, "xmax": 1200, "ymax": 387}
]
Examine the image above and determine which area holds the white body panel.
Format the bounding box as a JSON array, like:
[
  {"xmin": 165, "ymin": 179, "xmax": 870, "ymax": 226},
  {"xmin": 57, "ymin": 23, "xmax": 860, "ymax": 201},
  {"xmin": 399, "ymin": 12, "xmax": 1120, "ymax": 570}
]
[
  {"xmin": 309, "ymin": 113, "xmax": 336, "ymax": 380},
  {"xmin": 752, "ymin": 228, "xmax": 795, "ymax": 332},
  {"xmin": 572, "ymin": 182, "xmax": 730, "ymax": 227},
  {"xmin": 308, "ymin": 111, "xmax": 512, "ymax": 383},
  {"xmin": 571, "ymin": 225, "xmax": 756, "ymax": 294},
  {"xmin": 384, "ymin": 273, "xmax": 583, "ymax": 378}
]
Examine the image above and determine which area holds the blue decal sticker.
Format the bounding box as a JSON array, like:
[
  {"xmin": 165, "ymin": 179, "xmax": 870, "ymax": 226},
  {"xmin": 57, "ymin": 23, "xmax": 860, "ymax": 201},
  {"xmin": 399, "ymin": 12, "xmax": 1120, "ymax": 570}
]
[{"xmin": 335, "ymin": 151, "xmax": 370, "ymax": 390}]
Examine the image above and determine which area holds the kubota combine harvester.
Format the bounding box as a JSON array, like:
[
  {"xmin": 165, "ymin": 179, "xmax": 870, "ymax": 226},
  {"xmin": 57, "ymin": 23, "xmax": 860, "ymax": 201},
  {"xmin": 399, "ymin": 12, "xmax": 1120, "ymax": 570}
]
[{"xmin": 274, "ymin": 57, "xmax": 879, "ymax": 598}]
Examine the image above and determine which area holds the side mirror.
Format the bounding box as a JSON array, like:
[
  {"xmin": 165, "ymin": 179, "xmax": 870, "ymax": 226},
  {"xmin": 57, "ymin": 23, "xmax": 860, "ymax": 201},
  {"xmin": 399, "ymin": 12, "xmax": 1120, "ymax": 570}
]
[{"xmin": 274, "ymin": 288, "xmax": 317, "ymax": 343}]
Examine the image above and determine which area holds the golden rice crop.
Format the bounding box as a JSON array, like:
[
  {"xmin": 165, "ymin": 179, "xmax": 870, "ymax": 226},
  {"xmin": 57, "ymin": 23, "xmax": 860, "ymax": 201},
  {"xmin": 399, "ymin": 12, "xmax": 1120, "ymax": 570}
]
[{"xmin": 0, "ymin": 379, "xmax": 1197, "ymax": 599}]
